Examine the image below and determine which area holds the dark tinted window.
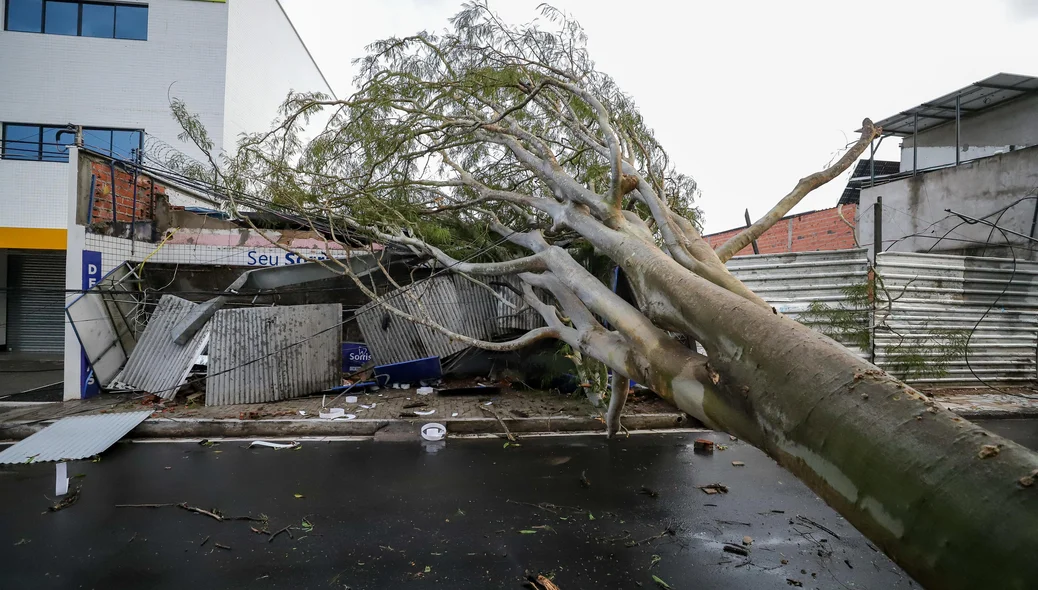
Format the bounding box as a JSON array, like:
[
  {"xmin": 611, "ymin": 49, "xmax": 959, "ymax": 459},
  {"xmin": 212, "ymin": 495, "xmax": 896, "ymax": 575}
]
[
  {"xmin": 6, "ymin": 0, "xmax": 43, "ymax": 32},
  {"xmin": 80, "ymin": 2, "xmax": 113, "ymax": 38},
  {"xmin": 41, "ymin": 127, "xmax": 73, "ymax": 161},
  {"xmin": 114, "ymin": 4, "xmax": 145, "ymax": 40},
  {"xmin": 3, "ymin": 125, "xmax": 41, "ymax": 160},
  {"xmin": 82, "ymin": 129, "xmax": 112, "ymax": 155},
  {"xmin": 44, "ymin": 1, "xmax": 78, "ymax": 35}
]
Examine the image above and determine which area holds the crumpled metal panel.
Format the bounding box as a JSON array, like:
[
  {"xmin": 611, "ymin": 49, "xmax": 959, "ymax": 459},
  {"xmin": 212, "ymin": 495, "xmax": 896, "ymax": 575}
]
[
  {"xmin": 0, "ymin": 411, "xmax": 152, "ymax": 464},
  {"xmin": 876, "ymin": 251, "xmax": 1038, "ymax": 384},
  {"xmin": 355, "ymin": 288, "xmax": 429, "ymax": 365},
  {"xmin": 66, "ymin": 262, "xmax": 142, "ymax": 387},
  {"xmin": 110, "ymin": 295, "xmax": 210, "ymax": 399},
  {"xmin": 401, "ymin": 277, "xmax": 471, "ymax": 360},
  {"xmin": 206, "ymin": 304, "xmax": 342, "ymax": 406},
  {"xmin": 725, "ymin": 249, "xmax": 871, "ymax": 358},
  {"xmin": 488, "ymin": 275, "xmax": 544, "ymax": 333}
]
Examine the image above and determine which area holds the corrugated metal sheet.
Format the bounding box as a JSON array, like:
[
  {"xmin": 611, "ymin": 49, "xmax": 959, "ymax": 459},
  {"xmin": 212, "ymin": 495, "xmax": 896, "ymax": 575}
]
[
  {"xmin": 450, "ymin": 275, "xmax": 499, "ymax": 339},
  {"xmin": 725, "ymin": 249, "xmax": 871, "ymax": 357},
  {"xmin": 206, "ymin": 304, "xmax": 341, "ymax": 406},
  {"xmin": 110, "ymin": 295, "xmax": 210, "ymax": 399},
  {"xmin": 7, "ymin": 252, "xmax": 66, "ymax": 354},
  {"xmin": 356, "ymin": 287, "xmax": 431, "ymax": 365},
  {"xmin": 875, "ymin": 251, "xmax": 1038, "ymax": 384},
  {"xmin": 491, "ymin": 274, "xmax": 545, "ymax": 332},
  {"xmin": 0, "ymin": 411, "xmax": 152, "ymax": 464}
]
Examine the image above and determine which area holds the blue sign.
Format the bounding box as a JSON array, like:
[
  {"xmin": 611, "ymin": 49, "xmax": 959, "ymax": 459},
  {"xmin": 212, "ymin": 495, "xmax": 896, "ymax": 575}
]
[
  {"xmin": 342, "ymin": 342, "xmax": 372, "ymax": 373},
  {"xmin": 81, "ymin": 250, "xmax": 102, "ymax": 398}
]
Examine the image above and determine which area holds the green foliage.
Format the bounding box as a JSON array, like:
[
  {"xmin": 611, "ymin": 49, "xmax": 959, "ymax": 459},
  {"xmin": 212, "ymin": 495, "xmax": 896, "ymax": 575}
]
[{"xmin": 801, "ymin": 277, "xmax": 969, "ymax": 381}]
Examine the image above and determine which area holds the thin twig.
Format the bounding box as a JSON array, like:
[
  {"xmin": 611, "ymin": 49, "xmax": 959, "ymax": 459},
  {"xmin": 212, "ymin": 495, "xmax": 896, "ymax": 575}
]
[
  {"xmin": 199, "ymin": 536, "xmax": 210, "ymax": 547},
  {"xmin": 480, "ymin": 405, "xmax": 517, "ymax": 442},
  {"xmin": 215, "ymin": 543, "xmax": 231, "ymax": 550},
  {"xmin": 268, "ymin": 525, "xmax": 294, "ymax": 543},
  {"xmin": 796, "ymin": 515, "xmax": 841, "ymax": 540},
  {"xmin": 179, "ymin": 503, "xmax": 223, "ymax": 521}
]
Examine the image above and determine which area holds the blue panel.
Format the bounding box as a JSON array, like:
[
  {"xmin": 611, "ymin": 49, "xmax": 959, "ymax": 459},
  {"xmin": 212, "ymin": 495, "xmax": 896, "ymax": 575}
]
[
  {"xmin": 374, "ymin": 357, "xmax": 442, "ymax": 386},
  {"xmin": 342, "ymin": 342, "xmax": 372, "ymax": 373},
  {"xmin": 43, "ymin": 1, "xmax": 77, "ymax": 35},
  {"xmin": 114, "ymin": 4, "xmax": 146, "ymax": 40},
  {"xmin": 80, "ymin": 2, "xmax": 113, "ymax": 38},
  {"xmin": 6, "ymin": 0, "xmax": 43, "ymax": 32},
  {"xmin": 3, "ymin": 124, "xmax": 40, "ymax": 160}
]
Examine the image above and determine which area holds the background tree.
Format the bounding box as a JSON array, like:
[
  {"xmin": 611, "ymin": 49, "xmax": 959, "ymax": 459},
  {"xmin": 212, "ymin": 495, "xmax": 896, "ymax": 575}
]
[{"xmin": 170, "ymin": 3, "xmax": 1038, "ymax": 588}]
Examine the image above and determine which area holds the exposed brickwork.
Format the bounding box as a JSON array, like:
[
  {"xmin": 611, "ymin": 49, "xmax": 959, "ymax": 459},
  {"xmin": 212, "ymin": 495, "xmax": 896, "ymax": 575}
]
[
  {"xmin": 89, "ymin": 161, "xmax": 166, "ymax": 224},
  {"xmin": 703, "ymin": 205, "xmax": 858, "ymax": 256}
]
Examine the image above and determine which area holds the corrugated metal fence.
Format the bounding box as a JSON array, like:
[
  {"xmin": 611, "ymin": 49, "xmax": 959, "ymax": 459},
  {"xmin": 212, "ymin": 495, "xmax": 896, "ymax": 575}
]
[
  {"xmin": 725, "ymin": 249, "xmax": 871, "ymax": 358},
  {"xmin": 875, "ymin": 251, "xmax": 1038, "ymax": 384}
]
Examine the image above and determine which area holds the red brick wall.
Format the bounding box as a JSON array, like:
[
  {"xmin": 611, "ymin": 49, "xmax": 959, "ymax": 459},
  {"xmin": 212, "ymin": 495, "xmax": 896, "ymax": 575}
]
[
  {"xmin": 703, "ymin": 205, "xmax": 857, "ymax": 256},
  {"xmin": 89, "ymin": 161, "xmax": 166, "ymax": 223}
]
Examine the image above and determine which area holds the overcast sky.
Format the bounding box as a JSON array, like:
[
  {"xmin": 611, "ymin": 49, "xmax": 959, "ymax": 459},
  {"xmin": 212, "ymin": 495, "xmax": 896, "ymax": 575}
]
[{"xmin": 281, "ymin": 0, "xmax": 1038, "ymax": 233}]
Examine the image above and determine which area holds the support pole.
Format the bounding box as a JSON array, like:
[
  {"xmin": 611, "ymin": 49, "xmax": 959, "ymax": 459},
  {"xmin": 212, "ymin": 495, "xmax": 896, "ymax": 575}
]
[
  {"xmin": 955, "ymin": 94, "xmax": 961, "ymax": 166},
  {"xmin": 873, "ymin": 196, "xmax": 883, "ymax": 262},
  {"xmin": 744, "ymin": 209, "xmax": 760, "ymax": 255},
  {"xmin": 913, "ymin": 113, "xmax": 918, "ymax": 175}
]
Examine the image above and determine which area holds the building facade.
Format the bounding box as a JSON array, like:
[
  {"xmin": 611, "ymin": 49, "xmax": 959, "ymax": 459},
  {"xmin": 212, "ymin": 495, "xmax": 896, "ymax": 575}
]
[{"xmin": 0, "ymin": 0, "xmax": 333, "ymax": 353}]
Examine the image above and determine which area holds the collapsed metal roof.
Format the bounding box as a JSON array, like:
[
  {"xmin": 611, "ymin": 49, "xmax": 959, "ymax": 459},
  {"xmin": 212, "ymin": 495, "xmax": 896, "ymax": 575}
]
[{"xmin": 868, "ymin": 73, "xmax": 1038, "ymax": 136}]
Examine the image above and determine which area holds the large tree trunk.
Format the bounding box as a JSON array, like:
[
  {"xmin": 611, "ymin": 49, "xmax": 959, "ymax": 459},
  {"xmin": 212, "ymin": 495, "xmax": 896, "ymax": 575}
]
[{"xmin": 598, "ymin": 231, "xmax": 1038, "ymax": 590}]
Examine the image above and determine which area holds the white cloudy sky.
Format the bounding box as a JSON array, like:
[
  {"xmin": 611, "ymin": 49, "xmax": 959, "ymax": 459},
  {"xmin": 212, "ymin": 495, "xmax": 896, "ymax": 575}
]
[{"xmin": 281, "ymin": 0, "xmax": 1038, "ymax": 233}]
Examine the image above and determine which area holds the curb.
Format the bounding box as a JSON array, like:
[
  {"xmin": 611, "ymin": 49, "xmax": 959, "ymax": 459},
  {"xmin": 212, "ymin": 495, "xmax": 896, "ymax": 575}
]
[{"xmin": 0, "ymin": 412, "xmax": 694, "ymax": 441}]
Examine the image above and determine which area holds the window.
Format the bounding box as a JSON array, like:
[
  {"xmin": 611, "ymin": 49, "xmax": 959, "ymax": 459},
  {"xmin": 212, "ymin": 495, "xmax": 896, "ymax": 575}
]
[
  {"xmin": 3, "ymin": 1, "xmax": 147, "ymax": 40},
  {"xmin": 1, "ymin": 123, "xmax": 142, "ymax": 162}
]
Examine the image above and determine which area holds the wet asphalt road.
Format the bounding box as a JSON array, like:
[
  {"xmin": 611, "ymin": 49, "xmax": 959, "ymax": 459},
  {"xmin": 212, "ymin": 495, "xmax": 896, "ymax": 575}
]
[{"xmin": 0, "ymin": 432, "xmax": 915, "ymax": 590}]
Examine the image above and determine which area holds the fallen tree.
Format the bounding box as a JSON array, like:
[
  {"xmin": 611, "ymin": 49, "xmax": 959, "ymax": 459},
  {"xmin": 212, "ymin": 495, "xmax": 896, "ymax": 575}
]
[{"xmin": 170, "ymin": 3, "xmax": 1038, "ymax": 588}]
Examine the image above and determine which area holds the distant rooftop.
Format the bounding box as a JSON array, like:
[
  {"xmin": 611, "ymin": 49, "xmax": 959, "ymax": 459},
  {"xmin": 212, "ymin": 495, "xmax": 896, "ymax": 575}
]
[
  {"xmin": 866, "ymin": 73, "xmax": 1038, "ymax": 137},
  {"xmin": 838, "ymin": 160, "xmax": 902, "ymax": 205}
]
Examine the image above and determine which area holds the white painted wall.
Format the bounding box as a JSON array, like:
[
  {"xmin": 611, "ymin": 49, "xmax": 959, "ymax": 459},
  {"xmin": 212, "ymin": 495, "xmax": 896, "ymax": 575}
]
[
  {"xmin": 858, "ymin": 146, "xmax": 1038, "ymax": 260},
  {"xmin": 0, "ymin": 0, "xmax": 230, "ymax": 230},
  {"xmin": 899, "ymin": 94, "xmax": 1038, "ymax": 172},
  {"xmin": 222, "ymin": 0, "xmax": 335, "ymax": 152}
]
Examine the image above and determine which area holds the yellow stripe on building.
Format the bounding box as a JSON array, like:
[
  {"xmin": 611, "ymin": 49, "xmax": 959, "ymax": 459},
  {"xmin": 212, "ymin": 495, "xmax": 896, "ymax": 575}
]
[{"xmin": 0, "ymin": 228, "xmax": 67, "ymax": 250}]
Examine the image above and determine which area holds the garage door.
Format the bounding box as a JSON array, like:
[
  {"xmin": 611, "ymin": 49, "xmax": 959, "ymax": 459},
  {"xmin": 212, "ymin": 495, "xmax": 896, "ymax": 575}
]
[{"xmin": 7, "ymin": 252, "xmax": 66, "ymax": 354}]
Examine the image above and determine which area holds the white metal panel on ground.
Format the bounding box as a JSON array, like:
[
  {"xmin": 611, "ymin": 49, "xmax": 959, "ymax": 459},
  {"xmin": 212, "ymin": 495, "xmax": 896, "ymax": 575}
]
[
  {"xmin": 206, "ymin": 304, "xmax": 341, "ymax": 406},
  {"xmin": 0, "ymin": 411, "xmax": 151, "ymax": 464},
  {"xmin": 110, "ymin": 295, "xmax": 210, "ymax": 399},
  {"xmin": 875, "ymin": 251, "xmax": 1038, "ymax": 384},
  {"xmin": 725, "ymin": 249, "xmax": 871, "ymax": 358}
]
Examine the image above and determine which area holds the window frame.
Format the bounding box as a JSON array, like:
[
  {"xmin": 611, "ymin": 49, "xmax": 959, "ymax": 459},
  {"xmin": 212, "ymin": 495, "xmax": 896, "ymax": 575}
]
[
  {"xmin": 1, "ymin": 122, "xmax": 144, "ymax": 162},
  {"xmin": 3, "ymin": 0, "xmax": 147, "ymax": 40}
]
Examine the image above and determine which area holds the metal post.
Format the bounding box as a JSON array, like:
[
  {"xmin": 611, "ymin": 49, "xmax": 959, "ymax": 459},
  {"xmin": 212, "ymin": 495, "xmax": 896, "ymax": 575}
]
[
  {"xmin": 955, "ymin": 94, "xmax": 961, "ymax": 166},
  {"xmin": 744, "ymin": 209, "xmax": 760, "ymax": 255},
  {"xmin": 870, "ymin": 141, "xmax": 876, "ymax": 187},
  {"xmin": 912, "ymin": 113, "xmax": 918, "ymax": 175},
  {"xmin": 873, "ymin": 196, "xmax": 883, "ymax": 262}
]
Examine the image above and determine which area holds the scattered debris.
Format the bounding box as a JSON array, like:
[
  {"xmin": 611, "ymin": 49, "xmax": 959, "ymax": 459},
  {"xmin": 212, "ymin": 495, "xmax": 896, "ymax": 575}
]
[
  {"xmin": 693, "ymin": 438, "xmax": 715, "ymax": 453},
  {"xmin": 481, "ymin": 406, "xmax": 516, "ymax": 442},
  {"xmin": 1018, "ymin": 468, "xmax": 1038, "ymax": 487},
  {"xmin": 723, "ymin": 544, "xmax": 749, "ymax": 556},
  {"xmin": 451, "ymin": 412, "xmax": 459, "ymax": 417},
  {"xmin": 403, "ymin": 401, "xmax": 427, "ymax": 409},
  {"xmin": 400, "ymin": 412, "xmax": 419, "ymax": 418},
  {"xmin": 320, "ymin": 408, "xmax": 346, "ymax": 419},
  {"xmin": 844, "ymin": 559, "xmax": 853, "ymax": 569},
  {"xmin": 519, "ymin": 529, "xmax": 538, "ymax": 534},
  {"xmin": 344, "ymin": 396, "xmax": 358, "ymax": 404},
  {"xmin": 650, "ymin": 554, "xmax": 662, "ymax": 568},
  {"xmin": 742, "ymin": 536, "xmax": 753, "ymax": 546},
  {"xmin": 732, "ymin": 461, "xmax": 745, "ymax": 467},
  {"xmin": 795, "ymin": 515, "xmax": 840, "ymax": 540},
  {"xmin": 729, "ymin": 435, "xmax": 737, "ymax": 441},
  {"xmin": 417, "ymin": 387, "xmax": 435, "ymax": 395},
  {"xmin": 580, "ymin": 471, "xmax": 592, "ymax": 488},
  {"xmin": 415, "ymin": 409, "xmax": 436, "ymax": 416},
  {"xmin": 525, "ymin": 574, "xmax": 561, "ymax": 590},
  {"xmin": 978, "ymin": 444, "xmax": 1002, "ymax": 459},
  {"xmin": 786, "ymin": 579, "xmax": 803, "ymax": 587},
  {"xmin": 269, "ymin": 525, "xmax": 294, "ymax": 543},
  {"xmin": 294, "ymin": 494, "xmax": 304, "ymax": 499},
  {"xmin": 638, "ymin": 486, "xmax": 659, "ymax": 498},
  {"xmin": 215, "ymin": 543, "xmax": 231, "ymax": 550},
  {"xmin": 249, "ymin": 441, "xmax": 300, "ymax": 450},
  {"xmin": 13, "ymin": 539, "xmax": 30, "ymax": 546},
  {"xmin": 512, "ymin": 410, "xmax": 530, "ymax": 418},
  {"xmin": 651, "ymin": 574, "xmax": 673, "ymax": 589},
  {"xmin": 698, "ymin": 483, "xmax": 728, "ymax": 495},
  {"xmin": 199, "ymin": 439, "xmax": 218, "ymax": 447},
  {"xmin": 421, "ymin": 423, "xmax": 447, "ymax": 442},
  {"xmin": 49, "ymin": 487, "xmax": 81, "ymax": 512},
  {"xmin": 200, "ymin": 536, "xmax": 210, "ymax": 547}
]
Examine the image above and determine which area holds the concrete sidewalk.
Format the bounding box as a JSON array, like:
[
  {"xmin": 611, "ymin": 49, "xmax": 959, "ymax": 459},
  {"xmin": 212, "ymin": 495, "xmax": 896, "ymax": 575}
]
[{"xmin": 0, "ymin": 386, "xmax": 692, "ymax": 440}]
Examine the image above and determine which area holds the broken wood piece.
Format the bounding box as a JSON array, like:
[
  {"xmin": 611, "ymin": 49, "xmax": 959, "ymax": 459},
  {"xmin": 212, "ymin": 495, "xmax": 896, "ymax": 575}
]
[
  {"xmin": 732, "ymin": 461, "xmax": 745, "ymax": 467},
  {"xmin": 723, "ymin": 544, "xmax": 750, "ymax": 556},
  {"xmin": 178, "ymin": 503, "xmax": 223, "ymax": 521},
  {"xmin": 480, "ymin": 406, "xmax": 517, "ymax": 442},
  {"xmin": 694, "ymin": 438, "xmax": 715, "ymax": 453},
  {"xmin": 526, "ymin": 574, "xmax": 561, "ymax": 590},
  {"xmin": 698, "ymin": 483, "xmax": 729, "ymax": 494},
  {"xmin": 215, "ymin": 543, "xmax": 231, "ymax": 550},
  {"xmin": 268, "ymin": 525, "xmax": 294, "ymax": 543},
  {"xmin": 795, "ymin": 515, "xmax": 841, "ymax": 539}
]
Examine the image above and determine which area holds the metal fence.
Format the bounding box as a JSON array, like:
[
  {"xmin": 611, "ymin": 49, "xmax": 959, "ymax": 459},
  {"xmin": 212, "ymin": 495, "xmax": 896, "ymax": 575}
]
[
  {"xmin": 875, "ymin": 251, "xmax": 1038, "ymax": 384},
  {"xmin": 725, "ymin": 249, "xmax": 871, "ymax": 358}
]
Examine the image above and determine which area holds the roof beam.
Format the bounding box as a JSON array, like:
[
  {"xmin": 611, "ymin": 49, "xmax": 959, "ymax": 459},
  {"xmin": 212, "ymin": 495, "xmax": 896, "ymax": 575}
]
[{"xmin": 973, "ymin": 83, "xmax": 1034, "ymax": 92}]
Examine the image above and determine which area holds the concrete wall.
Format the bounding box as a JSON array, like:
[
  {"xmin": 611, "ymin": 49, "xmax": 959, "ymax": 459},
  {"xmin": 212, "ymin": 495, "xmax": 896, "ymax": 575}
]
[
  {"xmin": 900, "ymin": 94, "xmax": 1038, "ymax": 171},
  {"xmin": 0, "ymin": 0, "xmax": 230, "ymax": 235},
  {"xmin": 858, "ymin": 145, "xmax": 1038, "ymax": 260},
  {"xmin": 222, "ymin": 0, "xmax": 334, "ymax": 152}
]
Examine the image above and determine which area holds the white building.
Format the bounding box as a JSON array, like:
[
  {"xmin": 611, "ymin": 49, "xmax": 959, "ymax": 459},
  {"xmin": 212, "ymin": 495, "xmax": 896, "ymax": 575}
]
[{"xmin": 0, "ymin": 0, "xmax": 334, "ymax": 354}]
